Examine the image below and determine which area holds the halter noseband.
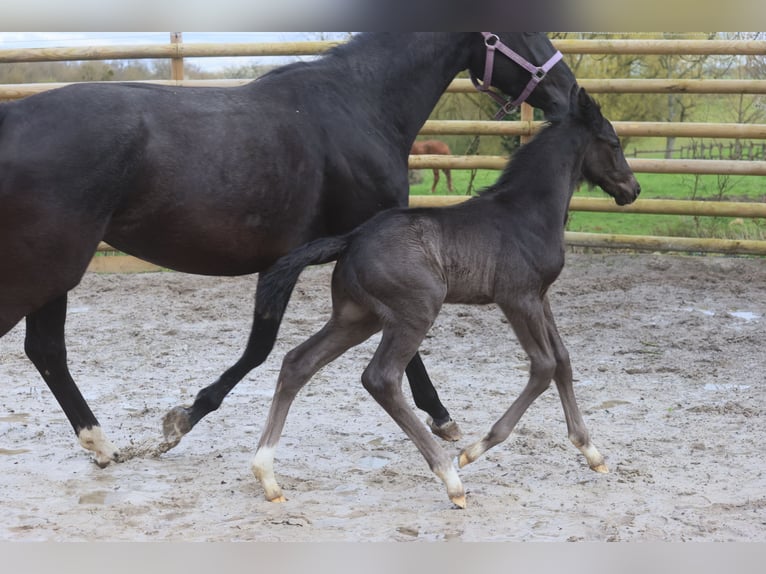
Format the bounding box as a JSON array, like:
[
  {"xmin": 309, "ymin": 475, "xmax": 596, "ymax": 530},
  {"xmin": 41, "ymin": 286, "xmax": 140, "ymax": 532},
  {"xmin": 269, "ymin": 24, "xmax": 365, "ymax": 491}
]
[{"xmin": 470, "ymin": 32, "xmax": 564, "ymax": 119}]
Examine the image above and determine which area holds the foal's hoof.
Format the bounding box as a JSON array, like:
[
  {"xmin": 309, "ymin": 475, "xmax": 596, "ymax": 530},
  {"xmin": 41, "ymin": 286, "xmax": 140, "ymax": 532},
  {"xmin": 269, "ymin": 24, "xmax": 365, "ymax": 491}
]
[
  {"xmin": 450, "ymin": 494, "xmax": 467, "ymax": 509},
  {"xmin": 161, "ymin": 406, "xmax": 193, "ymax": 449},
  {"xmin": 591, "ymin": 463, "xmax": 609, "ymax": 474},
  {"xmin": 427, "ymin": 417, "xmax": 463, "ymax": 442}
]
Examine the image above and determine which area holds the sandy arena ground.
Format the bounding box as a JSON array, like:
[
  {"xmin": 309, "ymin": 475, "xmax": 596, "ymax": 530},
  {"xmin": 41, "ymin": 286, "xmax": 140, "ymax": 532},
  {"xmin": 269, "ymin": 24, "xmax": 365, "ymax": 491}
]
[{"xmin": 0, "ymin": 251, "xmax": 764, "ymax": 541}]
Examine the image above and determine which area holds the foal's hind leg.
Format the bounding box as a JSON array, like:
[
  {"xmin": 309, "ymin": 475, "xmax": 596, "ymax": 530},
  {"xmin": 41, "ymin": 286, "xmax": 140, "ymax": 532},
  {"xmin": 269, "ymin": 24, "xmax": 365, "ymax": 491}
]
[
  {"xmin": 363, "ymin": 327, "xmax": 465, "ymax": 508},
  {"xmin": 25, "ymin": 294, "xmax": 120, "ymax": 467},
  {"xmin": 252, "ymin": 311, "xmax": 380, "ymax": 502},
  {"xmin": 542, "ymin": 297, "xmax": 607, "ymax": 473}
]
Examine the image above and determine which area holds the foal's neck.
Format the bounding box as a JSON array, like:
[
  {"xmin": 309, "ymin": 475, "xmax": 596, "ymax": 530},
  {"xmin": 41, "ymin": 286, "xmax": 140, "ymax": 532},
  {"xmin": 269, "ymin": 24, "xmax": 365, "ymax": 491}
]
[{"xmin": 492, "ymin": 123, "xmax": 587, "ymax": 203}]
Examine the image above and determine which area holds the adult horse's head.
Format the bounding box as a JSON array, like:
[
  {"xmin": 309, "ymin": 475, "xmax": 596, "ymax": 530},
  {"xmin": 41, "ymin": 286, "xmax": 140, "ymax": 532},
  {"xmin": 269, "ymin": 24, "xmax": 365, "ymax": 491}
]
[
  {"xmin": 468, "ymin": 32, "xmax": 576, "ymax": 119},
  {"xmin": 572, "ymin": 87, "xmax": 641, "ymax": 206}
]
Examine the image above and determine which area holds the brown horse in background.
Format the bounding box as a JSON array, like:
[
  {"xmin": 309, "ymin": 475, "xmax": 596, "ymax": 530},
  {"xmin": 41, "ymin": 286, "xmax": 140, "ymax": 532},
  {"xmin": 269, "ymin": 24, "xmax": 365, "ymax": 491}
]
[{"xmin": 410, "ymin": 139, "xmax": 454, "ymax": 193}]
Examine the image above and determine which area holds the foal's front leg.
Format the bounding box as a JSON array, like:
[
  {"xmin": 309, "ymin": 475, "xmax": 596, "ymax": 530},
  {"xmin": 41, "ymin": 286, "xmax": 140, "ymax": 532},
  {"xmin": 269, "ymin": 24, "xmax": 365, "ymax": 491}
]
[
  {"xmin": 458, "ymin": 303, "xmax": 556, "ymax": 468},
  {"xmin": 542, "ymin": 297, "xmax": 607, "ymax": 473}
]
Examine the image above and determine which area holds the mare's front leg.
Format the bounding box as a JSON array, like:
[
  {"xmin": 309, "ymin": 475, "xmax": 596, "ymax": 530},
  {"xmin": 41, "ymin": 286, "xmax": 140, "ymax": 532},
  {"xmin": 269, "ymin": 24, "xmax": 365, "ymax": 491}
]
[
  {"xmin": 25, "ymin": 294, "xmax": 119, "ymax": 467},
  {"xmin": 405, "ymin": 352, "xmax": 461, "ymax": 441},
  {"xmin": 542, "ymin": 297, "xmax": 607, "ymax": 473}
]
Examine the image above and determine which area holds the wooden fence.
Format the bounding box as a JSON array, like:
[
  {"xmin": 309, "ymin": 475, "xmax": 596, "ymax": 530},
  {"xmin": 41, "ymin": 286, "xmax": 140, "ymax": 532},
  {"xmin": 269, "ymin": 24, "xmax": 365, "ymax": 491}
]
[{"xmin": 2, "ymin": 35, "xmax": 765, "ymax": 268}]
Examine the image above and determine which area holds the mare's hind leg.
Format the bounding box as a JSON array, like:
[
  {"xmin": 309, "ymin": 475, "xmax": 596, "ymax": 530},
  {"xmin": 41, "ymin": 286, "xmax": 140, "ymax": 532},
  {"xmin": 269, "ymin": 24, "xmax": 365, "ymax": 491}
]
[
  {"xmin": 162, "ymin": 301, "xmax": 280, "ymax": 449},
  {"xmin": 163, "ymin": 297, "xmax": 459, "ymax": 448},
  {"xmin": 406, "ymin": 353, "xmax": 461, "ymax": 441},
  {"xmin": 444, "ymin": 168, "xmax": 453, "ymax": 193},
  {"xmin": 458, "ymin": 299, "xmax": 557, "ymax": 468},
  {"xmin": 25, "ymin": 294, "xmax": 119, "ymax": 467},
  {"xmin": 363, "ymin": 327, "xmax": 465, "ymax": 507},
  {"xmin": 252, "ymin": 309, "xmax": 380, "ymax": 502},
  {"xmin": 542, "ymin": 297, "xmax": 607, "ymax": 473}
]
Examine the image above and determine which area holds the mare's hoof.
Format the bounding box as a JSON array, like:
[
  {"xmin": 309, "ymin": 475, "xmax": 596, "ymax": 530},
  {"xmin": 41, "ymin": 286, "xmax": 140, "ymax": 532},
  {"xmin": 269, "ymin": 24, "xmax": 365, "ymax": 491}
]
[
  {"xmin": 267, "ymin": 495, "xmax": 287, "ymax": 503},
  {"xmin": 591, "ymin": 463, "xmax": 609, "ymax": 474},
  {"xmin": 94, "ymin": 451, "xmax": 120, "ymax": 469},
  {"xmin": 427, "ymin": 417, "xmax": 463, "ymax": 442},
  {"xmin": 162, "ymin": 406, "xmax": 193, "ymax": 449}
]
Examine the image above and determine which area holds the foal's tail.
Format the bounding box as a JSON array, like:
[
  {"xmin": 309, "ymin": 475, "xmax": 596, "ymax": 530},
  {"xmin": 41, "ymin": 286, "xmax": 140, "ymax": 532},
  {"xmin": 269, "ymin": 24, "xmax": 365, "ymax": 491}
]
[{"xmin": 255, "ymin": 234, "xmax": 351, "ymax": 323}]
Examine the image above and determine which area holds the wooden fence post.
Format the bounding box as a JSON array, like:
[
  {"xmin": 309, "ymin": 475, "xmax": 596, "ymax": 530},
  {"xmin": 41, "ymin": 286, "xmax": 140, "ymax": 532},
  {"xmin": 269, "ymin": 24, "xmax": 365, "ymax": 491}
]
[
  {"xmin": 519, "ymin": 103, "xmax": 534, "ymax": 145},
  {"xmin": 171, "ymin": 32, "xmax": 184, "ymax": 81}
]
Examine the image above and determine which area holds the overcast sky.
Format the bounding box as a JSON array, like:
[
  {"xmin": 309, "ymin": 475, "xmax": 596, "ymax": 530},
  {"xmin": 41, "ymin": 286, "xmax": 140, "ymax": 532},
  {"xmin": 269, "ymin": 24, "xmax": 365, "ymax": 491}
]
[{"xmin": 0, "ymin": 32, "xmax": 350, "ymax": 72}]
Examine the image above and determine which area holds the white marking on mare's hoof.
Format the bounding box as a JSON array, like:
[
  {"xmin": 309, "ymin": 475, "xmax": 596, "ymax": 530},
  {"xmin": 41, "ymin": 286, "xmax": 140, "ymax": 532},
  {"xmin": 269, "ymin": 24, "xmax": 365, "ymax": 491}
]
[
  {"xmin": 78, "ymin": 426, "xmax": 120, "ymax": 468},
  {"xmin": 161, "ymin": 406, "xmax": 193, "ymax": 447}
]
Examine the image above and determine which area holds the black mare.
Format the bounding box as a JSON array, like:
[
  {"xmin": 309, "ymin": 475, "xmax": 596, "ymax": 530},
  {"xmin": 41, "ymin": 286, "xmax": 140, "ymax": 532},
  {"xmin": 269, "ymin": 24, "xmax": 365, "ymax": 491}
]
[
  {"xmin": 0, "ymin": 33, "xmax": 575, "ymax": 467},
  {"xmin": 250, "ymin": 87, "xmax": 640, "ymax": 507}
]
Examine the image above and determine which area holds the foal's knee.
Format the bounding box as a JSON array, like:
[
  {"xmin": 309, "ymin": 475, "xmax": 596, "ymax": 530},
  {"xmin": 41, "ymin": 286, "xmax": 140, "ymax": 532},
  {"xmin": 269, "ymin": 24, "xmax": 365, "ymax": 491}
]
[
  {"xmin": 278, "ymin": 347, "xmax": 314, "ymax": 389},
  {"xmin": 529, "ymin": 355, "xmax": 557, "ymax": 389}
]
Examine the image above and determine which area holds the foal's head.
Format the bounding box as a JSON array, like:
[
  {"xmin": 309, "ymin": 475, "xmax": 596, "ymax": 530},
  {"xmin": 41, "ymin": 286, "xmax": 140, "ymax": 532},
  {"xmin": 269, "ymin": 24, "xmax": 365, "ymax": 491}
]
[{"xmin": 571, "ymin": 87, "xmax": 641, "ymax": 206}]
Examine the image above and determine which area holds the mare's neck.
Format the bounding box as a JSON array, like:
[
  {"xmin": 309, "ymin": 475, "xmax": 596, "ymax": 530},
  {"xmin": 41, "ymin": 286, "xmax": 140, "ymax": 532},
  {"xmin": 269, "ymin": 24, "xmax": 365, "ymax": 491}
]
[{"xmin": 327, "ymin": 33, "xmax": 474, "ymax": 149}]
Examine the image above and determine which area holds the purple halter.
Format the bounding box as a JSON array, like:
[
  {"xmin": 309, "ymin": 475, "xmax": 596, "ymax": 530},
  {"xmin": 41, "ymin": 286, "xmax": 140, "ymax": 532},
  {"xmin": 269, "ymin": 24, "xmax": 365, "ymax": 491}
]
[{"xmin": 470, "ymin": 32, "xmax": 564, "ymax": 120}]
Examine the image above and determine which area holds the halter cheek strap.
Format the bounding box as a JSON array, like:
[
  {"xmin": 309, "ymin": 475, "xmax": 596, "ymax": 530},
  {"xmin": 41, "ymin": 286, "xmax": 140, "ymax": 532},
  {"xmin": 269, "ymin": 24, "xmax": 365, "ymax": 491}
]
[{"xmin": 470, "ymin": 32, "xmax": 564, "ymax": 119}]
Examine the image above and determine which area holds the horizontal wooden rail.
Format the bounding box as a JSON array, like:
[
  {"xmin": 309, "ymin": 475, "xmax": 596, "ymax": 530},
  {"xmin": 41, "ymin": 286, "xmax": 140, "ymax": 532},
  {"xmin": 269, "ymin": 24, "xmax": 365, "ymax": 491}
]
[
  {"xmin": 451, "ymin": 78, "xmax": 766, "ymax": 95},
  {"xmin": 0, "ymin": 41, "xmax": 342, "ymax": 63},
  {"xmin": 420, "ymin": 120, "xmax": 766, "ymax": 139},
  {"xmin": 564, "ymin": 232, "xmax": 766, "ymax": 255},
  {"xmin": 410, "ymin": 195, "xmax": 766, "ymax": 218},
  {"xmin": 408, "ymin": 196, "xmax": 766, "ymax": 255},
  {"xmin": 408, "ymin": 154, "xmax": 766, "ymax": 175},
  {"xmin": 4, "ymin": 78, "xmax": 766, "ymax": 102},
  {"xmin": 1, "ymin": 39, "xmax": 763, "ymax": 65},
  {"xmin": 553, "ymin": 39, "xmax": 766, "ymax": 55}
]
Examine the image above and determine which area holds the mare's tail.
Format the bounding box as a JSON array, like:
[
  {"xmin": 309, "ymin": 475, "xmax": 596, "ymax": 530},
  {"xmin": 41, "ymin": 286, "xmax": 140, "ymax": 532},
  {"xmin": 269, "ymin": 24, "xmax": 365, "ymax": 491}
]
[{"xmin": 255, "ymin": 234, "xmax": 351, "ymax": 323}]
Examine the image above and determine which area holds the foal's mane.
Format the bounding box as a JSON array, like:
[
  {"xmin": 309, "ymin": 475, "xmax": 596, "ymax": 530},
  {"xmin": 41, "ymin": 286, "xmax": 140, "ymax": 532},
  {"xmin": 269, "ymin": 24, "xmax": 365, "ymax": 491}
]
[{"xmin": 478, "ymin": 92, "xmax": 602, "ymax": 201}]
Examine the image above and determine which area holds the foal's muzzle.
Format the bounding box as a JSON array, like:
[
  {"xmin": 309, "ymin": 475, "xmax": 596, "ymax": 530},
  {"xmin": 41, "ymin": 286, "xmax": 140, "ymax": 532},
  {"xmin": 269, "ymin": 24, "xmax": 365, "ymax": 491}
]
[{"xmin": 613, "ymin": 178, "xmax": 641, "ymax": 206}]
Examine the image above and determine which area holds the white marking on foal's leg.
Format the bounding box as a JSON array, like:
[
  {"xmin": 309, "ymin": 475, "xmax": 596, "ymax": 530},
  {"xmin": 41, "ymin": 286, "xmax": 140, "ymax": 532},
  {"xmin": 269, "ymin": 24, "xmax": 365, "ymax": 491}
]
[
  {"xmin": 573, "ymin": 438, "xmax": 608, "ymax": 473},
  {"xmin": 434, "ymin": 463, "xmax": 466, "ymax": 509},
  {"xmin": 251, "ymin": 447, "xmax": 286, "ymax": 502},
  {"xmin": 77, "ymin": 426, "xmax": 120, "ymax": 468},
  {"xmin": 457, "ymin": 438, "xmax": 486, "ymax": 469}
]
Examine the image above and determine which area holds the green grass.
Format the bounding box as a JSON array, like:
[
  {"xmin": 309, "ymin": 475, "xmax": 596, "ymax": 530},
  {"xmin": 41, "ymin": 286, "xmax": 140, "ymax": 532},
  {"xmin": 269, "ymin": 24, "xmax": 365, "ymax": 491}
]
[{"xmin": 409, "ymin": 168, "xmax": 766, "ymax": 240}]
